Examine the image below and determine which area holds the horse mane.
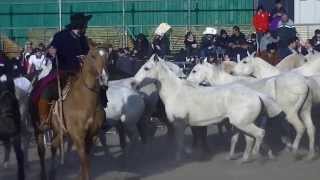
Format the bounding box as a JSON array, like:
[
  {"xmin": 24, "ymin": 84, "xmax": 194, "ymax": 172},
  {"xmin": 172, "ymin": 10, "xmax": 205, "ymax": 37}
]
[
  {"xmin": 159, "ymin": 60, "xmax": 197, "ymax": 88},
  {"xmin": 248, "ymin": 56, "xmax": 277, "ymax": 69},
  {"xmin": 222, "ymin": 61, "xmax": 237, "ymax": 74},
  {"xmin": 276, "ymin": 54, "xmax": 304, "ymax": 70}
]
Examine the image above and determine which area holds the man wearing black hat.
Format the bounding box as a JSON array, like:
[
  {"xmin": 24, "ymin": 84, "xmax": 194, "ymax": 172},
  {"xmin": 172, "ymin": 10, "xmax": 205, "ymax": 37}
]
[
  {"xmin": 50, "ymin": 12, "xmax": 92, "ymax": 73},
  {"xmin": 37, "ymin": 13, "xmax": 93, "ymax": 129}
]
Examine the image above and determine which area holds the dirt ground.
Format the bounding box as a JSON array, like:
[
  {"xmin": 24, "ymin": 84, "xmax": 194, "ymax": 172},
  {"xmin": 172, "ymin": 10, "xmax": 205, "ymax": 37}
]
[{"xmin": 1, "ymin": 123, "xmax": 320, "ymax": 180}]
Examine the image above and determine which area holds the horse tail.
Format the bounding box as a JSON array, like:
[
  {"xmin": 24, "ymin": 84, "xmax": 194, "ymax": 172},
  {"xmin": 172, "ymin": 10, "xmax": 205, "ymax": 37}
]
[
  {"xmin": 293, "ymin": 84, "xmax": 311, "ymax": 114},
  {"xmin": 258, "ymin": 94, "xmax": 282, "ymax": 118}
]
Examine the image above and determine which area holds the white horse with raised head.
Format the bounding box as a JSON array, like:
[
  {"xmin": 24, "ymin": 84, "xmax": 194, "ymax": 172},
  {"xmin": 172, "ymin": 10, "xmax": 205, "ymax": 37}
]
[{"xmin": 132, "ymin": 55, "xmax": 282, "ymax": 163}]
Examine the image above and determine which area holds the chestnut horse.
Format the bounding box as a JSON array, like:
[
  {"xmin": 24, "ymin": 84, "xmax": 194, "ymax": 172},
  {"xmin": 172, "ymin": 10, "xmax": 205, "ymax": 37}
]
[{"xmin": 30, "ymin": 41, "xmax": 109, "ymax": 180}]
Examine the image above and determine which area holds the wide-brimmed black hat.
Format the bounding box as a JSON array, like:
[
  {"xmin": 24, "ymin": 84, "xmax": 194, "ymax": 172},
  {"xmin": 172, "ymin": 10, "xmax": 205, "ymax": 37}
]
[{"xmin": 66, "ymin": 12, "xmax": 92, "ymax": 30}]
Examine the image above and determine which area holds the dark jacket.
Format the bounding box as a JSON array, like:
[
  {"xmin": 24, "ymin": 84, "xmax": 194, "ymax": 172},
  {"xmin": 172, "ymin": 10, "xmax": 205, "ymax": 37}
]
[
  {"xmin": 310, "ymin": 36, "xmax": 320, "ymax": 52},
  {"xmin": 0, "ymin": 58, "xmax": 16, "ymax": 94},
  {"xmin": 133, "ymin": 34, "xmax": 152, "ymax": 59},
  {"xmin": 152, "ymin": 35, "xmax": 170, "ymax": 57},
  {"xmin": 228, "ymin": 33, "xmax": 248, "ymax": 60},
  {"xmin": 184, "ymin": 39, "xmax": 198, "ymax": 57},
  {"xmin": 50, "ymin": 28, "xmax": 89, "ymax": 72},
  {"xmin": 277, "ymin": 25, "xmax": 297, "ymax": 48},
  {"xmin": 200, "ymin": 36, "xmax": 216, "ymax": 58}
]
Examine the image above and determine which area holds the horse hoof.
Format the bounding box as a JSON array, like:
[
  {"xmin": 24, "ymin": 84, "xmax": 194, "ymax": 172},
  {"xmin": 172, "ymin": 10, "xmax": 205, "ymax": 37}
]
[
  {"xmin": 226, "ymin": 155, "xmax": 237, "ymax": 161},
  {"xmin": 268, "ymin": 151, "xmax": 275, "ymax": 160},
  {"xmin": 305, "ymin": 153, "xmax": 316, "ymax": 161},
  {"xmin": 237, "ymin": 158, "xmax": 250, "ymax": 164},
  {"xmin": 2, "ymin": 161, "xmax": 8, "ymax": 168},
  {"xmin": 293, "ymin": 153, "xmax": 304, "ymax": 161}
]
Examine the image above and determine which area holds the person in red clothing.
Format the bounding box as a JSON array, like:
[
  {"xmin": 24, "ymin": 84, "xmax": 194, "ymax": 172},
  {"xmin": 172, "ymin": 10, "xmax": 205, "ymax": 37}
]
[{"xmin": 253, "ymin": 5, "xmax": 270, "ymax": 52}]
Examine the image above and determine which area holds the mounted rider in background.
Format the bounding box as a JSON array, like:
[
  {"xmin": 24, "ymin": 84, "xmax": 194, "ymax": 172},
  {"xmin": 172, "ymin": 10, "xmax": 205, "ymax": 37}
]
[{"xmin": 35, "ymin": 13, "xmax": 108, "ymax": 129}]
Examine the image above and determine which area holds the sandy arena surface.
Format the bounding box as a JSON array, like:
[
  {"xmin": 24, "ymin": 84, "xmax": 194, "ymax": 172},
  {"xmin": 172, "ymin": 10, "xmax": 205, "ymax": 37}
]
[{"xmin": 1, "ymin": 124, "xmax": 320, "ymax": 180}]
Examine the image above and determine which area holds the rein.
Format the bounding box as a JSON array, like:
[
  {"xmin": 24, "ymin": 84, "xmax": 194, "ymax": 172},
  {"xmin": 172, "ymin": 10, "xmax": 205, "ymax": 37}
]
[
  {"xmin": 79, "ymin": 61, "xmax": 101, "ymax": 94},
  {"xmin": 80, "ymin": 74, "xmax": 100, "ymax": 94}
]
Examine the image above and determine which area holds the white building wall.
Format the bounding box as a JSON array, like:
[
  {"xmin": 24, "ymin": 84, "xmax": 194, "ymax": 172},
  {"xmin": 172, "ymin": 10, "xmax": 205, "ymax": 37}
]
[{"xmin": 295, "ymin": 0, "xmax": 320, "ymax": 24}]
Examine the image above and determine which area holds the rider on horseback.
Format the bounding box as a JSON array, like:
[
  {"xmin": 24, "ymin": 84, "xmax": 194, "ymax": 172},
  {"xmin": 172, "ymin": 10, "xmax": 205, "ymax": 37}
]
[{"xmin": 36, "ymin": 13, "xmax": 108, "ymax": 130}]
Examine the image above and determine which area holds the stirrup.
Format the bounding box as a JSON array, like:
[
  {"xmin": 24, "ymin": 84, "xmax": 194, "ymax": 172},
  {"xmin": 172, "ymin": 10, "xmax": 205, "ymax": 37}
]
[{"xmin": 43, "ymin": 128, "xmax": 53, "ymax": 147}]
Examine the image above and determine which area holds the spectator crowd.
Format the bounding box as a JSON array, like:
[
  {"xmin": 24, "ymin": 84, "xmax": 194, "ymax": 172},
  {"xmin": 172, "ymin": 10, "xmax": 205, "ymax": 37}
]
[{"xmin": 1, "ymin": 0, "xmax": 320, "ymax": 78}]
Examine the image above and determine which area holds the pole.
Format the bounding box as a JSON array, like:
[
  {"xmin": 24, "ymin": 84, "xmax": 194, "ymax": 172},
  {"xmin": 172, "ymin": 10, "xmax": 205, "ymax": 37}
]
[
  {"xmin": 122, "ymin": 0, "xmax": 125, "ymax": 48},
  {"xmin": 57, "ymin": 0, "xmax": 64, "ymax": 165},
  {"xmin": 58, "ymin": 0, "xmax": 62, "ymax": 31},
  {"xmin": 188, "ymin": 0, "xmax": 191, "ymax": 31}
]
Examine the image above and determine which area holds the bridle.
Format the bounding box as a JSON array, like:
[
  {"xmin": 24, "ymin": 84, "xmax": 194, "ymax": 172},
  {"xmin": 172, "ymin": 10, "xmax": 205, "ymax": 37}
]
[{"xmin": 79, "ymin": 53, "xmax": 107, "ymax": 94}]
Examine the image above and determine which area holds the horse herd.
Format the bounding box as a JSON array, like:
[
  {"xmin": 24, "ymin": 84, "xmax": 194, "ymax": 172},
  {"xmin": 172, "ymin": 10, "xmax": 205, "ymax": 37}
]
[{"xmin": 2, "ymin": 46, "xmax": 320, "ymax": 180}]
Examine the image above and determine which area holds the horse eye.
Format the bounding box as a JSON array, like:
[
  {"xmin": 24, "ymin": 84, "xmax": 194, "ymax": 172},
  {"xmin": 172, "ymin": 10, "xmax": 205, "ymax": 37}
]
[
  {"xmin": 192, "ymin": 70, "xmax": 196, "ymax": 73},
  {"xmin": 243, "ymin": 61, "xmax": 247, "ymax": 64},
  {"xmin": 144, "ymin": 67, "xmax": 150, "ymax": 71},
  {"xmin": 304, "ymin": 59, "xmax": 308, "ymax": 63}
]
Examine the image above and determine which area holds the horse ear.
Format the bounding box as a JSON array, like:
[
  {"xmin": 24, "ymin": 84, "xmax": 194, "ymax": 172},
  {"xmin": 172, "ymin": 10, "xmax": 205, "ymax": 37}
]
[
  {"xmin": 247, "ymin": 51, "xmax": 251, "ymax": 57},
  {"xmin": 88, "ymin": 38, "xmax": 97, "ymax": 49},
  {"xmin": 236, "ymin": 55, "xmax": 241, "ymax": 63},
  {"xmin": 252, "ymin": 51, "xmax": 257, "ymax": 57},
  {"xmin": 199, "ymin": 58, "xmax": 203, "ymax": 64},
  {"xmin": 154, "ymin": 54, "xmax": 160, "ymax": 62}
]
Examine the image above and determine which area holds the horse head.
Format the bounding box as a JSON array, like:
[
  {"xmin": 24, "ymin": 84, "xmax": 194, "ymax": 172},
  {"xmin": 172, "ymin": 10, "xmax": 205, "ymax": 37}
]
[
  {"xmin": 187, "ymin": 61, "xmax": 212, "ymax": 84},
  {"xmin": 132, "ymin": 54, "xmax": 161, "ymax": 88},
  {"xmin": 232, "ymin": 55, "xmax": 259, "ymax": 77},
  {"xmin": 83, "ymin": 40, "xmax": 109, "ymax": 86}
]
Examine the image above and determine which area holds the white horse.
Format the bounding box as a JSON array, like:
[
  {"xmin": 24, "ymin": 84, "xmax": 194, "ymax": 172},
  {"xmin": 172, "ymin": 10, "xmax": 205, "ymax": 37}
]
[
  {"xmin": 188, "ymin": 61, "xmax": 316, "ymax": 159},
  {"xmin": 231, "ymin": 56, "xmax": 316, "ymax": 159},
  {"xmin": 132, "ymin": 55, "xmax": 282, "ymax": 162}
]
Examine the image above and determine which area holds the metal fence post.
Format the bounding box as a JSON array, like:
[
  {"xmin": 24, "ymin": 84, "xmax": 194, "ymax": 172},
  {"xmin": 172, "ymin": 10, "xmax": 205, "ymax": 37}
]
[
  {"xmin": 122, "ymin": 0, "xmax": 125, "ymax": 48},
  {"xmin": 188, "ymin": 0, "xmax": 191, "ymax": 31},
  {"xmin": 9, "ymin": 5, "xmax": 13, "ymax": 40}
]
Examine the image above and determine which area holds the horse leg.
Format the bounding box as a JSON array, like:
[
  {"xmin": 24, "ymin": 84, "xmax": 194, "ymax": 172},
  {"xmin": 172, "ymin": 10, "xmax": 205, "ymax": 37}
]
[
  {"xmin": 172, "ymin": 119, "xmax": 187, "ymax": 161},
  {"xmin": 136, "ymin": 115, "xmax": 149, "ymax": 144},
  {"xmin": 12, "ymin": 135, "xmax": 25, "ymax": 180},
  {"xmin": 3, "ymin": 140, "xmax": 11, "ymax": 168},
  {"xmin": 227, "ymin": 132, "xmax": 240, "ymax": 160},
  {"xmin": 191, "ymin": 126, "xmax": 209, "ymax": 154},
  {"xmin": 241, "ymin": 135, "xmax": 254, "ymax": 163},
  {"xmin": 36, "ymin": 133, "xmax": 47, "ymax": 180},
  {"xmin": 217, "ymin": 122, "xmax": 224, "ymax": 138},
  {"xmin": 233, "ymin": 123, "xmax": 265, "ymax": 162},
  {"xmin": 49, "ymin": 136, "xmax": 61, "ymax": 180},
  {"xmin": 287, "ymin": 113, "xmax": 305, "ymax": 157},
  {"xmin": 123, "ymin": 123, "xmax": 141, "ymax": 161},
  {"xmin": 162, "ymin": 116, "xmax": 174, "ymax": 140},
  {"xmin": 74, "ymin": 139, "xmax": 90, "ymax": 180},
  {"xmin": 22, "ymin": 130, "xmax": 32, "ymax": 167},
  {"xmin": 116, "ymin": 121, "xmax": 127, "ymax": 150},
  {"xmin": 300, "ymin": 108, "xmax": 316, "ymax": 160}
]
